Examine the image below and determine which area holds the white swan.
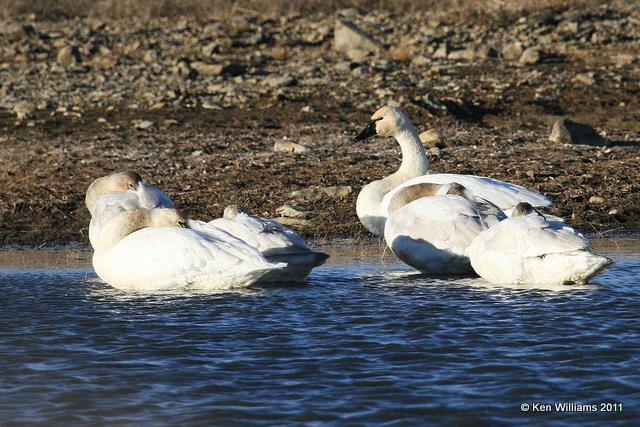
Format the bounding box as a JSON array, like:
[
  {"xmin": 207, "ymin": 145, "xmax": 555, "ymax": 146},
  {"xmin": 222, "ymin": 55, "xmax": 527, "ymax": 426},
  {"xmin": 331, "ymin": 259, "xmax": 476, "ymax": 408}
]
[
  {"xmin": 352, "ymin": 106, "xmax": 552, "ymax": 236},
  {"xmin": 92, "ymin": 208, "xmax": 287, "ymax": 291},
  {"xmin": 86, "ymin": 172, "xmax": 328, "ymax": 282},
  {"xmin": 468, "ymin": 203, "xmax": 612, "ymax": 285},
  {"xmin": 384, "ymin": 182, "xmax": 505, "ymax": 275},
  {"xmin": 85, "ymin": 171, "xmax": 174, "ymax": 250},
  {"xmin": 207, "ymin": 205, "xmax": 329, "ymax": 282}
]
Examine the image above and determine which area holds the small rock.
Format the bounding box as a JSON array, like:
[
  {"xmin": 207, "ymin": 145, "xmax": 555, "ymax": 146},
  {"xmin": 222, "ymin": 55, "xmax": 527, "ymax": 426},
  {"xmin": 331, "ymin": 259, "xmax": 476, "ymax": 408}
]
[
  {"xmin": 411, "ymin": 55, "xmax": 430, "ymax": 66},
  {"xmin": 12, "ymin": 101, "xmax": 34, "ymax": 120},
  {"xmin": 276, "ymin": 204, "xmax": 311, "ymax": 219},
  {"xmin": 190, "ymin": 61, "xmax": 223, "ymax": 76},
  {"xmin": 519, "ymin": 47, "xmax": 543, "ymax": 64},
  {"xmin": 389, "ymin": 44, "xmax": 412, "ymax": 62},
  {"xmin": 190, "ymin": 150, "xmax": 203, "ymax": 157},
  {"xmin": 174, "ymin": 59, "xmax": 196, "ymax": 79},
  {"xmin": 549, "ymin": 118, "xmax": 609, "ymax": 146},
  {"xmin": 433, "ymin": 43, "xmax": 449, "ymax": 59},
  {"xmin": 448, "ymin": 46, "xmax": 496, "ymax": 61},
  {"xmin": 419, "ymin": 129, "xmax": 441, "ymax": 147},
  {"xmin": 321, "ymin": 185, "xmax": 352, "ymax": 198},
  {"xmin": 526, "ymin": 170, "xmax": 536, "ymax": 178},
  {"xmin": 427, "ymin": 147, "xmax": 441, "ymax": 157},
  {"xmin": 502, "ymin": 42, "xmax": 524, "ymax": 61},
  {"xmin": 134, "ymin": 120, "xmax": 154, "ymax": 130},
  {"xmin": 613, "ymin": 53, "xmax": 636, "ymax": 66},
  {"xmin": 270, "ymin": 46, "xmax": 287, "ymax": 60},
  {"xmin": 574, "ymin": 72, "xmax": 596, "ymax": 86},
  {"xmin": 334, "ymin": 18, "xmax": 383, "ymax": 60},
  {"xmin": 608, "ymin": 209, "xmax": 619, "ymax": 215},
  {"xmin": 290, "ymin": 187, "xmax": 324, "ymax": 202},
  {"xmin": 263, "ymin": 75, "xmax": 297, "ymax": 88},
  {"xmin": 57, "ymin": 45, "xmax": 82, "ymax": 67},
  {"xmin": 589, "ymin": 196, "xmax": 605, "ymax": 205},
  {"xmin": 273, "ymin": 140, "xmax": 309, "ymax": 153}
]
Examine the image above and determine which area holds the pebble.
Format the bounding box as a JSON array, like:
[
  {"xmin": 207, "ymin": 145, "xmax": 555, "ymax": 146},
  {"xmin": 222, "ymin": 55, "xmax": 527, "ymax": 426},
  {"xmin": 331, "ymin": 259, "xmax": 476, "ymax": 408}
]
[
  {"xmin": 273, "ymin": 140, "xmax": 309, "ymax": 153},
  {"xmin": 519, "ymin": 47, "xmax": 543, "ymax": 64},
  {"xmin": 134, "ymin": 120, "xmax": 154, "ymax": 130},
  {"xmin": 276, "ymin": 204, "xmax": 311, "ymax": 219}
]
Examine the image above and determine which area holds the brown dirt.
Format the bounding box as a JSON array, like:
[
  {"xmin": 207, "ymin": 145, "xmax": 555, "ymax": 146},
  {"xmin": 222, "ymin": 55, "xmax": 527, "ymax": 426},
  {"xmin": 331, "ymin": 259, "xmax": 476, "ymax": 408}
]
[{"xmin": 1, "ymin": 3, "xmax": 639, "ymax": 246}]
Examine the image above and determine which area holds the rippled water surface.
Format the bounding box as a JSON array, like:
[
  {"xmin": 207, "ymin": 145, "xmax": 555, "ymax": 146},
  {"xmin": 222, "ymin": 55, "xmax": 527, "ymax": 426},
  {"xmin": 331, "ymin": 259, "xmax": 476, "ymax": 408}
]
[{"xmin": 1, "ymin": 239, "xmax": 639, "ymax": 426}]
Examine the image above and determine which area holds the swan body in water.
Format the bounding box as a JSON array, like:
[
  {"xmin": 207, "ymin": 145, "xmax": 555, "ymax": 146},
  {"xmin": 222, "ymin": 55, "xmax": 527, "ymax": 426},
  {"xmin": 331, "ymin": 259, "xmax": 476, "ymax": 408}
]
[
  {"xmin": 86, "ymin": 172, "xmax": 327, "ymax": 283},
  {"xmin": 384, "ymin": 182, "xmax": 505, "ymax": 275},
  {"xmin": 352, "ymin": 106, "xmax": 552, "ymax": 237},
  {"xmin": 92, "ymin": 208, "xmax": 287, "ymax": 291},
  {"xmin": 468, "ymin": 203, "xmax": 612, "ymax": 286},
  {"xmin": 208, "ymin": 205, "xmax": 329, "ymax": 282}
]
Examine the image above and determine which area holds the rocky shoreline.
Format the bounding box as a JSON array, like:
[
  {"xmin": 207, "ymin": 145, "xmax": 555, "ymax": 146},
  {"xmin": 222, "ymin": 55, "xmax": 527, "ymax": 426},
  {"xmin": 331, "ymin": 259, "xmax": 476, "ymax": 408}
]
[{"xmin": 1, "ymin": 2, "xmax": 639, "ymax": 245}]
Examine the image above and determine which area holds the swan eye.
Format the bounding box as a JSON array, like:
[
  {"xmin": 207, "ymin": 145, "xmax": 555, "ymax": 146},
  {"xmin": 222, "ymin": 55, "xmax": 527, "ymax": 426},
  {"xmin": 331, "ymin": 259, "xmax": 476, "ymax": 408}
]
[{"xmin": 128, "ymin": 182, "xmax": 135, "ymax": 189}]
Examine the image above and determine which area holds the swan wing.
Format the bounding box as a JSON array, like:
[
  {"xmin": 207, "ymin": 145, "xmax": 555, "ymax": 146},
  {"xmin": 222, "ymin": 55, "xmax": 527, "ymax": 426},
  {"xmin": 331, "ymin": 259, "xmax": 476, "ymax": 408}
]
[
  {"xmin": 386, "ymin": 195, "xmax": 488, "ymax": 255},
  {"xmin": 479, "ymin": 215, "xmax": 587, "ymax": 258},
  {"xmin": 382, "ymin": 173, "xmax": 551, "ymax": 215},
  {"xmin": 137, "ymin": 183, "xmax": 175, "ymax": 210},
  {"xmin": 208, "ymin": 213, "xmax": 311, "ymax": 256}
]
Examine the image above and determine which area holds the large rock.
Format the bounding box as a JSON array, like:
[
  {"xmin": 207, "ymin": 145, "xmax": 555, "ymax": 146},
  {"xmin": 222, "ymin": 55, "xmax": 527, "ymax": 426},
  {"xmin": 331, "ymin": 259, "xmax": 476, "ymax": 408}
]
[
  {"xmin": 334, "ymin": 18, "xmax": 383, "ymax": 61},
  {"xmin": 549, "ymin": 118, "xmax": 609, "ymax": 146}
]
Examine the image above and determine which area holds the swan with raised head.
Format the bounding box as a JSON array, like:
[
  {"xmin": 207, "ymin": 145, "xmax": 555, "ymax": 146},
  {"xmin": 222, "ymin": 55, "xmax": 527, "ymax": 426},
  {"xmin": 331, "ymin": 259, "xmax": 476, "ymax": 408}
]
[
  {"xmin": 468, "ymin": 202, "xmax": 612, "ymax": 285},
  {"xmin": 85, "ymin": 171, "xmax": 174, "ymax": 250},
  {"xmin": 92, "ymin": 208, "xmax": 287, "ymax": 291},
  {"xmin": 352, "ymin": 106, "xmax": 552, "ymax": 237},
  {"xmin": 384, "ymin": 182, "xmax": 506, "ymax": 275},
  {"xmin": 207, "ymin": 205, "xmax": 329, "ymax": 282}
]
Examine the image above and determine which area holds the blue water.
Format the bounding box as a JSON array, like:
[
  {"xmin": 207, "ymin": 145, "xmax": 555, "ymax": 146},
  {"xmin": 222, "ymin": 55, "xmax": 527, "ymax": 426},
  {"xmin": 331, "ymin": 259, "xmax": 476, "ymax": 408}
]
[{"xmin": 0, "ymin": 242, "xmax": 639, "ymax": 426}]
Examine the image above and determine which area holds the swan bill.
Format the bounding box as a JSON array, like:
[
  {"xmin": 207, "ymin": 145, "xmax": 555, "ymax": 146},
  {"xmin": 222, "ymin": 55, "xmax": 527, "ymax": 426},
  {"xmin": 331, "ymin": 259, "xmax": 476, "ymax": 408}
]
[{"xmin": 352, "ymin": 120, "xmax": 378, "ymax": 143}]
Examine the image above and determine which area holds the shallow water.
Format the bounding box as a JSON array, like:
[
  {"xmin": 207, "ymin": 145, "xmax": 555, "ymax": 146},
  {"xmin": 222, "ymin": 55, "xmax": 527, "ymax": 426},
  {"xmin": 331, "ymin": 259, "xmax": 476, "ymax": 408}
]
[{"xmin": 1, "ymin": 239, "xmax": 639, "ymax": 426}]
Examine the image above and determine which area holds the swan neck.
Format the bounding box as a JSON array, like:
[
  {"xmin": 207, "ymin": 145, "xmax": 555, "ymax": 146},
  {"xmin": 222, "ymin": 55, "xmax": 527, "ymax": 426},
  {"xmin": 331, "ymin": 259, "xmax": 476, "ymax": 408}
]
[
  {"xmin": 393, "ymin": 126, "xmax": 428, "ymax": 180},
  {"xmin": 95, "ymin": 209, "xmax": 147, "ymax": 253}
]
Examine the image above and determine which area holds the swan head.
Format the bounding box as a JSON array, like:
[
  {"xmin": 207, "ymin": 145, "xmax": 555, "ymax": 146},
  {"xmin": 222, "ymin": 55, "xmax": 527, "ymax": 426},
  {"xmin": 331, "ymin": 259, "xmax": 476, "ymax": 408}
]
[
  {"xmin": 512, "ymin": 202, "xmax": 542, "ymax": 217},
  {"xmin": 85, "ymin": 171, "xmax": 144, "ymax": 211},
  {"xmin": 148, "ymin": 208, "xmax": 188, "ymax": 228},
  {"xmin": 223, "ymin": 204, "xmax": 248, "ymax": 219},
  {"xmin": 353, "ymin": 106, "xmax": 412, "ymax": 142}
]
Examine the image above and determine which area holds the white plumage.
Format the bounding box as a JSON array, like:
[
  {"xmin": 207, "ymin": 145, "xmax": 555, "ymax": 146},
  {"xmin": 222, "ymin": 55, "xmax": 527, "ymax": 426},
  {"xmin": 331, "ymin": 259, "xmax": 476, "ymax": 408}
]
[
  {"xmin": 207, "ymin": 208, "xmax": 329, "ymax": 282},
  {"xmin": 384, "ymin": 192, "xmax": 505, "ymax": 275},
  {"xmin": 93, "ymin": 223, "xmax": 286, "ymax": 291},
  {"xmin": 469, "ymin": 210, "xmax": 611, "ymax": 285}
]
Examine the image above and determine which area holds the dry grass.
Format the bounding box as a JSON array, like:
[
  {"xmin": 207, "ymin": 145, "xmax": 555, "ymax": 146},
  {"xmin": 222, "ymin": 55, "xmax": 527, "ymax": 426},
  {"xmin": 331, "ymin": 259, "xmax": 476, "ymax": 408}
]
[{"xmin": 0, "ymin": 0, "xmax": 608, "ymax": 20}]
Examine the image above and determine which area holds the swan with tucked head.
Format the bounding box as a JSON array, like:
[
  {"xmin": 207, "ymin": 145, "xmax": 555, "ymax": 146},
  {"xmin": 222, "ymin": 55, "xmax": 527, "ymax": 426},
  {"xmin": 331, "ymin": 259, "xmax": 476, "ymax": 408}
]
[
  {"xmin": 92, "ymin": 207, "xmax": 287, "ymax": 291},
  {"xmin": 85, "ymin": 171, "xmax": 175, "ymax": 250},
  {"xmin": 352, "ymin": 106, "xmax": 552, "ymax": 237},
  {"xmin": 469, "ymin": 202, "xmax": 612, "ymax": 285},
  {"xmin": 206, "ymin": 204, "xmax": 329, "ymax": 282}
]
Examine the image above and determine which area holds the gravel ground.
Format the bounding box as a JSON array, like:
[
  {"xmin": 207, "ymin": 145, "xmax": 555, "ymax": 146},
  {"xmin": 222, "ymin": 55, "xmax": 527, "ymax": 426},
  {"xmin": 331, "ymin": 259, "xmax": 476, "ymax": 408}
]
[{"xmin": 0, "ymin": 2, "xmax": 639, "ymax": 245}]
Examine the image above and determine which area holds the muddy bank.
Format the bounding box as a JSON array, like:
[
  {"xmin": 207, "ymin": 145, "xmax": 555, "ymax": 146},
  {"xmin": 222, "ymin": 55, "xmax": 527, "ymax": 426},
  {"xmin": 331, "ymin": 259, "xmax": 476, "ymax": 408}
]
[{"xmin": 0, "ymin": 3, "xmax": 639, "ymax": 245}]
